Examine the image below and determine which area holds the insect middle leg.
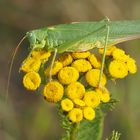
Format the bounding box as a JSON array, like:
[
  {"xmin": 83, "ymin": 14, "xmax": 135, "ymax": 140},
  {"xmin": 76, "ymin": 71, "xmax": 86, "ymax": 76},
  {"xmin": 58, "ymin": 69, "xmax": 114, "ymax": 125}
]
[
  {"xmin": 98, "ymin": 17, "xmax": 110, "ymax": 88},
  {"xmin": 49, "ymin": 48, "xmax": 57, "ymax": 82}
]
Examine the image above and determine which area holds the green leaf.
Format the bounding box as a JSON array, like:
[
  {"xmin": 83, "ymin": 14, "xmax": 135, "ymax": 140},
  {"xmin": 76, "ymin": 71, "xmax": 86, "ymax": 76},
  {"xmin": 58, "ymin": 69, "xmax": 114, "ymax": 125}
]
[
  {"xmin": 106, "ymin": 130, "xmax": 121, "ymax": 140},
  {"xmin": 58, "ymin": 109, "xmax": 73, "ymax": 140},
  {"xmin": 76, "ymin": 109, "xmax": 104, "ymax": 140},
  {"xmin": 100, "ymin": 98, "xmax": 119, "ymax": 111},
  {"xmin": 60, "ymin": 109, "xmax": 104, "ymax": 140}
]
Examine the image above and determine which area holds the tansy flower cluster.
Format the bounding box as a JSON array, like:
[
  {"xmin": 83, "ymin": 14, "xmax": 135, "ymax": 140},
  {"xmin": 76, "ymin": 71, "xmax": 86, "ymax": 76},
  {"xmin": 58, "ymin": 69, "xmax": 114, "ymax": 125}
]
[
  {"xmin": 99, "ymin": 46, "xmax": 137, "ymax": 79},
  {"xmin": 20, "ymin": 50, "xmax": 51, "ymax": 90},
  {"xmin": 42, "ymin": 51, "xmax": 111, "ymax": 123},
  {"xmin": 20, "ymin": 45, "xmax": 137, "ymax": 123}
]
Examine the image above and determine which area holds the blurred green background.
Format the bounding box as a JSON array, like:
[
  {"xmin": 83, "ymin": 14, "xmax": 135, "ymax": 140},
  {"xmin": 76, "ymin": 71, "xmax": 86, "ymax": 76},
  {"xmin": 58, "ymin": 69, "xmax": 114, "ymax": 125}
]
[{"xmin": 0, "ymin": 0, "xmax": 140, "ymax": 140}]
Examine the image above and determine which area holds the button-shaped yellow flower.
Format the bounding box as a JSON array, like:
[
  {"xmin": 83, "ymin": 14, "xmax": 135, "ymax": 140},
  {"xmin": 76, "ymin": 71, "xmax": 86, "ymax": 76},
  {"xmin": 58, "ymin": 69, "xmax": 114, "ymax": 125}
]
[
  {"xmin": 61, "ymin": 98, "xmax": 74, "ymax": 112},
  {"xmin": 72, "ymin": 51, "xmax": 90, "ymax": 59},
  {"xmin": 109, "ymin": 60, "xmax": 128, "ymax": 78},
  {"xmin": 68, "ymin": 108, "xmax": 83, "ymax": 123},
  {"xmin": 86, "ymin": 69, "xmax": 107, "ymax": 87},
  {"xmin": 126, "ymin": 57, "xmax": 137, "ymax": 74},
  {"xmin": 112, "ymin": 48, "xmax": 129, "ymax": 62},
  {"xmin": 74, "ymin": 99, "xmax": 85, "ymax": 107},
  {"xmin": 31, "ymin": 50, "xmax": 51, "ymax": 62},
  {"xmin": 66, "ymin": 82, "xmax": 85, "ymax": 100},
  {"xmin": 58, "ymin": 53, "xmax": 73, "ymax": 66},
  {"xmin": 23, "ymin": 72, "xmax": 41, "ymax": 90},
  {"xmin": 83, "ymin": 107, "xmax": 95, "ymax": 120},
  {"xmin": 71, "ymin": 59, "xmax": 92, "ymax": 72},
  {"xmin": 43, "ymin": 81, "xmax": 64, "ymax": 103},
  {"xmin": 83, "ymin": 91, "xmax": 100, "ymax": 108},
  {"xmin": 88, "ymin": 54, "xmax": 101, "ymax": 69},
  {"xmin": 96, "ymin": 87, "xmax": 110, "ymax": 103},
  {"xmin": 45, "ymin": 61, "xmax": 63, "ymax": 76},
  {"xmin": 112, "ymin": 48, "xmax": 125, "ymax": 58},
  {"xmin": 98, "ymin": 46, "xmax": 116, "ymax": 56},
  {"xmin": 58, "ymin": 67, "xmax": 79, "ymax": 85},
  {"xmin": 21, "ymin": 57, "xmax": 41, "ymax": 73}
]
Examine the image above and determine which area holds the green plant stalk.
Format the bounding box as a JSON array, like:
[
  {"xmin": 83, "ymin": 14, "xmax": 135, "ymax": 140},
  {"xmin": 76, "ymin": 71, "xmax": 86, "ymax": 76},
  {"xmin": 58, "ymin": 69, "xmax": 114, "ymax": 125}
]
[{"xmin": 70, "ymin": 123, "xmax": 80, "ymax": 140}]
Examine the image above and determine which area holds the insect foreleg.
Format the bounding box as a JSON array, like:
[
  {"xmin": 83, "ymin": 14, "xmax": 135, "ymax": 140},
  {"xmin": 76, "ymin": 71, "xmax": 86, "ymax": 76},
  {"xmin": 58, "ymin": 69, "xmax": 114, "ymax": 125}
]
[
  {"xmin": 98, "ymin": 18, "xmax": 110, "ymax": 88},
  {"xmin": 49, "ymin": 48, "xmax": 57, "ymax": 82}
]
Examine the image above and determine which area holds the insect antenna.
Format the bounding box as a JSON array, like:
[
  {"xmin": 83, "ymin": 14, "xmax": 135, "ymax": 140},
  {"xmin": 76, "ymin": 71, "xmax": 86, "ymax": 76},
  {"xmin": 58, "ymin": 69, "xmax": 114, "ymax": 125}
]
[{"xmin": 5, "ymin": 35, "xmax": 27, "ymax": 103}]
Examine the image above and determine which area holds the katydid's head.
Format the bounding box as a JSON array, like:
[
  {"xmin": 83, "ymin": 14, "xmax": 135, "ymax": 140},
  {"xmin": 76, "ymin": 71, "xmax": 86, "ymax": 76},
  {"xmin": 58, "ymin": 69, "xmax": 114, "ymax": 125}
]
[
  {"xmin": 26, "ymin": 31, "xmax": 36, "ymax": 46},
  {"xmin": 26, "ymin": 29, "xmax": 48, "ymax": 50}
]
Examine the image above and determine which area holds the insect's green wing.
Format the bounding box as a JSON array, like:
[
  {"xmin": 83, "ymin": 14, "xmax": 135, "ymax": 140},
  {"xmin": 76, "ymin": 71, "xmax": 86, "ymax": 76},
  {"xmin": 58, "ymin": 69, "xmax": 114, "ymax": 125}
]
[
  {"xmin": 109, "ymin": 20, "xmax": 140, "ymax": 43},
  {"xmin": 28, "ymin": 20, "xmax": 140, "ymax": 51},
  {"xmin": 56, "ymin": 26, "xmax": 107, "ymax": 53},
  {"xmin": 46, "ymin": 20, "xmax": 106, "ymax": 51},
  {"xmin": 55, "ymin": 20, "xmax": 140, "ymax": 53}
]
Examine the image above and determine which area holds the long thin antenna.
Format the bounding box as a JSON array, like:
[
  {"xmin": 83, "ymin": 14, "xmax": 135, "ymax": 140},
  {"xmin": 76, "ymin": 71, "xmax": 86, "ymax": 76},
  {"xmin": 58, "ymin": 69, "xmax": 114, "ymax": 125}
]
[{"xmin": 5, "ymin": 35, "xmax": 27, "ymax": 103}]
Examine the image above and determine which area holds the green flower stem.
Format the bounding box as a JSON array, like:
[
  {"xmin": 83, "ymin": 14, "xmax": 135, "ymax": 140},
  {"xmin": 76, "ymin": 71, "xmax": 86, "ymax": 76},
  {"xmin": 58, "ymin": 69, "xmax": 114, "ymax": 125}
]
[{"xmin": 70, "ymin": 123, "xmax": 80, "ymax": 140}]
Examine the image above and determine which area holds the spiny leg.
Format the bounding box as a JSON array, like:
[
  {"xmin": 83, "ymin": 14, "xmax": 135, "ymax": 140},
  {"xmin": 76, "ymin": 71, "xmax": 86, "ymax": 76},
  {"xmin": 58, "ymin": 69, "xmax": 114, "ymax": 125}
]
[
  {"xmin": 98, "ymin": 18, "xmax": 110, "ymax": 88},
  {"xmin": 49, "ymin": 48, "xmax": 57, "ymax": 82}
]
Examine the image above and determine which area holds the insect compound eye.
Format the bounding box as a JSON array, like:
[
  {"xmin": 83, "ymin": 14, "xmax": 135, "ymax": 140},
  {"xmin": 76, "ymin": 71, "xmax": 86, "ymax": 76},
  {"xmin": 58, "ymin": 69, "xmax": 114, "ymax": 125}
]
[{"xmin": 26, "ymin": 32, "xmax": 36, "ymax": 45}]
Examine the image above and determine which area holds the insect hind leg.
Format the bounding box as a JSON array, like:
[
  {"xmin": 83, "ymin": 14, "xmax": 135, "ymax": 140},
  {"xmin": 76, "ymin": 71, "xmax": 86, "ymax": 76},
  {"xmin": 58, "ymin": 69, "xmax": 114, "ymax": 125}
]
[{"xmin": 98, "ymin": 18, "xmax": 110, "ymax": 88}]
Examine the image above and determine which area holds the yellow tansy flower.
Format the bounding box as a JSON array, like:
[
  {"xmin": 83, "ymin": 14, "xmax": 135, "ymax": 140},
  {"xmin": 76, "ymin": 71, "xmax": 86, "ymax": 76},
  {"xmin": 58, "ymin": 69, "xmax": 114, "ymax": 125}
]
[
  {"xmin": 86, "ymin": 69, "xmax": 107, "ymax": 87},
  {"xmin": 96, "ymin": 87, "xmax": 110, "ymax": 103},
  {"xmin": 109, "ymin": 60, "xmax": 128, "ymax": 78},
  {"xmin": 72, "ymin": 51, "xmax": 90, "ymax": 59},
  {"xmin": 83, "ymin": 91, "xmax": 100, "ymax": 108},
  {"xmin": 61, "ymin": 98, "xmax": 74, "ymax": 112},
  {"xmin": 66, "ymin": 82, "xmax": 85, "ymax": 100},
  {"xmin": 71, "ymin": 59, "xmax": 92, "ymax": 72},
  {"xmin": 58, "ymin": 67, "xmax": 79, "ymax": 85},
  {"xmin": 126, "ymin": 57, "xmax": 137, "ymax": 74},
  {"xmin": 21, "ymin": 57, "xmax": 41, "ymax": 73},
  {"xmin": 83, "ymin": 107, "xmax": 95, "ymax": 120},
  {"xmin": 58, "ymin": 53, "xmax": 73, "ymax": 66},
  {"xmin": 45, "ymin": 61, "xmax": 63, "ymax": 76},
  {"xmin": 31, "ymin": 50, "xmax": 51, "ymax": 62},
  {"xmin": 43, "ymin": 81, "xmax": 64, "ymax": 103},
  {"xmin": 112, "ymin": 48, "xmax": 129, "ymax": 62},
  {"xmin": 88, "ymin": 54, "xmax": 101, "ymax": 69},
  {"xmin": 23, "ymin": 72, "xmax": 41, "ymax": 90},
  {"xmin": 68, "ymin": 108, "xmax": 83, "ymax": 123},
  {"xmin": 74, "ymin": 99, "xmax": 85, "ymax": 107},
  {"xmin": 112, "ymin": 48, "xmax": 125, "ymax": 57},
  {"xmin": 98, "ymin": 46, "xmax": 116, "ymax": 56}
]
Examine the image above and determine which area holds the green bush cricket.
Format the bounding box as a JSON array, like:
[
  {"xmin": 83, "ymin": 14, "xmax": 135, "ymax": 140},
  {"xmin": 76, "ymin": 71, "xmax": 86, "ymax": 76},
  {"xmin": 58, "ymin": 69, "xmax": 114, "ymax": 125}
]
[{"xmin": 6, "ymin": 18, "xmax": 140, "ymax": 101}]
